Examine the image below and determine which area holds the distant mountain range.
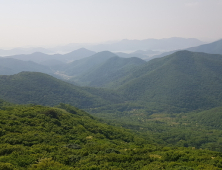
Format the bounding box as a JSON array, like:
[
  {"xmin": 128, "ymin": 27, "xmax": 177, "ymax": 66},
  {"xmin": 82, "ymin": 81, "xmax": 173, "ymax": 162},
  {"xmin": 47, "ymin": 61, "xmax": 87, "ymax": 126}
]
[
  {"xmin": 0, "ymin": 37, "xmax": 204, "ymax": 56},
  {"xmin": 2, "ymin": 47, "xmax": 153, "ymax": 65},
  {"xmin": 152, "ymin": 39, "xmax": 222, "ymax": 59},
  {"xmin": 85, "ymin": 37, "xmax": 204, "ymax": 52},
  {"xmin": 49, "ymin": 37, "xmax": 204, "ymax": 53},
  {"xmin": 0, "ymin": 47, "xmax": 53, "ymax": 56},
  {"xmin": 0, "ymin": 50, "xmax": 148, "ymax": 78},
  {"xmin": 4, "ymin": 48, "xmax": 96, "ymax": 64},
  {"xmin": 0, "ymin": 38, "xmax": 222, "ymax": 94},
  {"xmin": 0, "ymin": 38, "xmax": 222, "ymax": 111},
  {"xmin": 1, "ymin": 50, "xmax": 222, "ymax": 113},
  {"xmin": 50, "ymin": 51, "xmax": 147, "ymax": 86}
]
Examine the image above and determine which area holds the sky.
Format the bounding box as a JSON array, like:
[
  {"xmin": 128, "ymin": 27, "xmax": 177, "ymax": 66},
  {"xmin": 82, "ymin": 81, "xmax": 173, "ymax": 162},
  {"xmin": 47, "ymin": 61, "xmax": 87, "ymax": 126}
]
[{"xmin": 0, "ymin": 0, "xmax": 222, "ymax": 49}]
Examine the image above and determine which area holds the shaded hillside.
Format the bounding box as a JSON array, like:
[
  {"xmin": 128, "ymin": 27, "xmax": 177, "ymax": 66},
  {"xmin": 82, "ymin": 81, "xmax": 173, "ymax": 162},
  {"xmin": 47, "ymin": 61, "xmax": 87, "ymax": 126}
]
[
  {"xmin": 0, "ymin": 57, "xmax": 53, "ymax": 75},
  {"xmin": 72, "ymin": 56, "xmax": 146, "ymax": 87},
  {"xmin": 0, "ymin": 72, "xmax": 123, "ymax": 108},
  {"xmin": 117, "ymin": 51, "xmax": 222, "ymax": 111},
  {"xmin": 57, "ymin": 51, "xmax": 118, "ymax": 77},
  {"xmin": 188, "ymin": 39, "xmax": 222, "ymax": 55}
]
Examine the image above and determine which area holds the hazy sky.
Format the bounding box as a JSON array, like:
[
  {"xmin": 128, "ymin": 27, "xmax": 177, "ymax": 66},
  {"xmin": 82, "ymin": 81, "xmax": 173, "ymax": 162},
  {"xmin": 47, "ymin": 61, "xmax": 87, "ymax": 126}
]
[{"xmin": 0, "ymin": 0, "xmax": 222, "ymax": 49}]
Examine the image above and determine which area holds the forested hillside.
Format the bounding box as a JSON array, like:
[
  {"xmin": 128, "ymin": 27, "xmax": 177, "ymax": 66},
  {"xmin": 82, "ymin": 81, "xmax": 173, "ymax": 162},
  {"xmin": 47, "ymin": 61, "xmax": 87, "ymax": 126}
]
[
  {"xmin": 116, "ymin": 51, "xmax": 222, "ymax": 111},
  {"xmin": 188, "ymin": 106, "xmax": 222, "ymax": 130},
  {"xmin": 0, "ymin": 72, "xmax": 124, "ymax": 108},
  {"xmin": 1, "ymin": 103, "xmax": 222, "ymax": 169}
]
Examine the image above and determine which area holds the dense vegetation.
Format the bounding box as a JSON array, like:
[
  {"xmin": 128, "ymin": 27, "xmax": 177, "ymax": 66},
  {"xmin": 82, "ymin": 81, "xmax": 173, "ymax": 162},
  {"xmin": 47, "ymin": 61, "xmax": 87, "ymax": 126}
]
[
  {"xmin": 1, "ymin": 103, "xmax": 222, "ymax": 169},
  {"xmin": 90, "ymin": 105, "xmax": 222, "ymax": 153}
]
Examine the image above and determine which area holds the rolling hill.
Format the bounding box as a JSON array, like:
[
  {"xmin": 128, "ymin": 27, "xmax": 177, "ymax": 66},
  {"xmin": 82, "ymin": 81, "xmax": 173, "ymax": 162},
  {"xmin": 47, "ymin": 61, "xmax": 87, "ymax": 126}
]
[{"xmin": 0, "ymin": 72, "xmax": 124, "ymax": 108}]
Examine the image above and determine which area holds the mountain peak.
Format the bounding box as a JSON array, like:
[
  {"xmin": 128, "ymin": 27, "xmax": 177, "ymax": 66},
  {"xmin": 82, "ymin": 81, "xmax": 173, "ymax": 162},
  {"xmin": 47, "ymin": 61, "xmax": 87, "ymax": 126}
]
[{"xmin": 30, "ymin": 52, "xmax": 47, "ymax": 55}]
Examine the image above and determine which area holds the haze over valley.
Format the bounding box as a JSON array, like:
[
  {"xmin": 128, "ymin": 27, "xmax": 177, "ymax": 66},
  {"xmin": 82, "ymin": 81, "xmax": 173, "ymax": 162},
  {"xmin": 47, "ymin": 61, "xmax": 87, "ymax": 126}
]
[{"xmin": 1, "ymin": 1, "xmax": 222, "ymax": 169}]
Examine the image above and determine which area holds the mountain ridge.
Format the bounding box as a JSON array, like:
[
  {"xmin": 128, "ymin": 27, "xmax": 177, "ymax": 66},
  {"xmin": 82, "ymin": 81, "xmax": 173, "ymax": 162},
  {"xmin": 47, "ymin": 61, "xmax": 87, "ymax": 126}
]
[
  {"xmin": 5, "ymin": 48, "xmax": 96, "ymax": 63},
  {"xmin": 116, "ymin": 51, "xmax": 222, "ymax": 111},
  {"xmin": 71, "ymin": 56, "xmax": 146, "ymax": 87}
]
